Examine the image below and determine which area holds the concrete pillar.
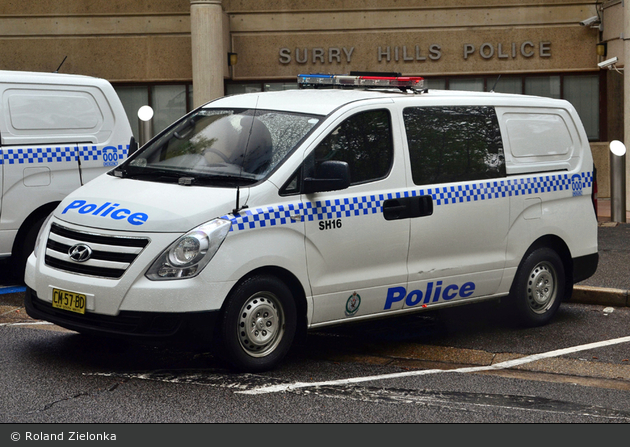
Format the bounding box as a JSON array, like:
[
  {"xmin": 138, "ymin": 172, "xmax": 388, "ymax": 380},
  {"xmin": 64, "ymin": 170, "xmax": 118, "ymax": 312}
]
[
  {"xmin": 625, "ymin": 2, "xmax": 630, "ymax": 212},
  {"xmin": 190, "ymin": 0, "xmax": 224, "ymax": 108}
]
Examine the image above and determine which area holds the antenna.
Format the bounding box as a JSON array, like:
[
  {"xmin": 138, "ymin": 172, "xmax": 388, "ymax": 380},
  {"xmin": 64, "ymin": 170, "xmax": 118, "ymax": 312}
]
[
  {"xmin": 490, "ymin": 75, "xmax": 501, "ymax": 93},
  {"xmin": 54, "ymin": 56, "xmax": 68, "ymax": 73},
  {"xmin": 233, "ymin": 97, "xmax": 259, "ymax": 214},
  {"xmin": 233, "ymin": 186, "xmax": 242, "ymax": 215}
]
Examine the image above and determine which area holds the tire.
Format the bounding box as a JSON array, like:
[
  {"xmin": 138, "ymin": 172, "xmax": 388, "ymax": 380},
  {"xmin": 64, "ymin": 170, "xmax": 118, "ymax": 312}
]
[
  {"xmin": 217, "ymin": 275, "xmax": 297, "ymax": 372},
  {"xmin": 12, "ymin": 214, "xmax": 47, "ymax": 281},
  {"xmin": 510, "ymin": 247, "xmax": 565, "ymax": 327}
]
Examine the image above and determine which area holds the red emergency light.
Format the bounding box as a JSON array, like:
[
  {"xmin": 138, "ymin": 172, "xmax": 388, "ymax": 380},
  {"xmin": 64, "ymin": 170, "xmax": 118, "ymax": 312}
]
[{"xmin": 298, "ymin": 73, "xmax": 424, "ymax": 90}]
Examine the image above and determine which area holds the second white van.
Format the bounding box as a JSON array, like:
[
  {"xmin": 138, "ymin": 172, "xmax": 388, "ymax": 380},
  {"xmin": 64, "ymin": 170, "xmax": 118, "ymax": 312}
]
[{"xmin": 0, "ymin": 70, "xmax": 133, "ymax": 277}]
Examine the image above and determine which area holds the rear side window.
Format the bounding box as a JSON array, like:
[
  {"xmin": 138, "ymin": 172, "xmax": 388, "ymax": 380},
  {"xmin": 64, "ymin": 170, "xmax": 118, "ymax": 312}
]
[
  {"xmin": 308, "ymin": 109, "xmax": 393, "ymax": 185},
  {"xmin": 403, "ymin": 106, "xmax": 505, "ymax": 186},
  {"xmin": 6, "ymin": 89, "xmax": 102, "ymax": 130},
  {"xmin": 502, "ymin": 112, "xmax": 574, "ymax": 158}
]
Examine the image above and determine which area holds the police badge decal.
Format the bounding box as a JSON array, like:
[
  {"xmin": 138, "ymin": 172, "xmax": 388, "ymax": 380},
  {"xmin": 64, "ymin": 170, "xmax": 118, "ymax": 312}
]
[{"xmin": 345, "ymin": 292, "xmax": 361, "ymax": 316}]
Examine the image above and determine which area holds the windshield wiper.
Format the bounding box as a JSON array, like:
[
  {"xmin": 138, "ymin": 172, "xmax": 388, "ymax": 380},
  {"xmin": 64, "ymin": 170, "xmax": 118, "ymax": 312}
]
[
  {"xmin": 112, "ymin": 167, "xmax": 182, "ymax": 182},
  {"xmin": 178, "ymin": 173, "xmax": 258, "ymax": 187}
]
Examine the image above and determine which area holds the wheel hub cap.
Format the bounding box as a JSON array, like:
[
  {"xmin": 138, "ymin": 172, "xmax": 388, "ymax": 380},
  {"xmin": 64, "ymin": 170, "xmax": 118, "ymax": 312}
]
[
  {"xmin": 237, "ymin": 294, "xmax": 284, "ymax": 357},
  {"xmin": 527, "ymin": 262, "xmax": 557, "ymax": 313}
]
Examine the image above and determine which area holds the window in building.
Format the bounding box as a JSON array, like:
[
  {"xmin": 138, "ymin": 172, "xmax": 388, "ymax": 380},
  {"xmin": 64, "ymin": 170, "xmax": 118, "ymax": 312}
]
[
  {"xmin": 151, "ymin": 85, "xmax": 188, "ymax": 135},
  {"xmin": 226, "ymin": 82, "xmax": 299, "ymax": 95},
  {"xmin": 114, "ymin": 84, "xmax": 192, "ymax": 140},
  {"xmin": 449, "ymin": 78, "xmax": 485, "ymax": 92},
  {"xmin": 564, "ymin": 75, "xmax": 600, "ymax": 141},
  {"xmin": 525, "ymin": 76, "xmax": 561, "ymax": 98},
  {"xmin": 114, "ymin": 86, "xmax": 149, "ymax": 140},
  {"xmin": 264, "ymin": 82, "xmax": 299, "ymax": 91},
  {"xmin": 226, "ymin": 83, "xmax": 263, "ymax": 95},
  {"xmin": 403, "ymin": 106, "xmax": 506, "ymax": 186},
  {"xmin": 424, "ymin": 78, "xmax": 446, "ymax": 90},
  {"xmin": 491, "ymin": 76, "xmax": 523, "ymax": 94}
]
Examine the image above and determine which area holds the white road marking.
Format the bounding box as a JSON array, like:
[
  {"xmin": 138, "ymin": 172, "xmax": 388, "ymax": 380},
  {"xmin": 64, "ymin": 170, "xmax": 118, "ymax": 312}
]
[
  {"xmin": 238, "ymin": 335, "xmax": 630, "ymax": 395},
  {"xmin": 0, "ymin": 321, "xmax": 54, "ymax": 327}
]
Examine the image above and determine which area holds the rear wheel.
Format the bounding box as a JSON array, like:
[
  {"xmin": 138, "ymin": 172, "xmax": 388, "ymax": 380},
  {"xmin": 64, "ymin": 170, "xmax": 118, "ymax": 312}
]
[
  {"xmin": 218, "ymin": 275, "xmax": 296, "ymax": 372},
  {"xmin": 511, "ymin": 247, "xmax": 565, "ymax": 327}
]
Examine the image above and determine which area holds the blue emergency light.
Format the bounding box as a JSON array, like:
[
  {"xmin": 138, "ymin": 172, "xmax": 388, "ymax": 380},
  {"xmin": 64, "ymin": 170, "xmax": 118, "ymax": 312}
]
[{"xmin": 297, "ymin": 73, "xmax": 424, "ymax": 90}]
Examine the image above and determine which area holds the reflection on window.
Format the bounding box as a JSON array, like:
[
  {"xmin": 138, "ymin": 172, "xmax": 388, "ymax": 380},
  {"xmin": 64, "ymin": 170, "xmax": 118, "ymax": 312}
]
[
  {"xmin": 403, "ymin": 106, "xmax": 505, "ymax": 186},
  {"xmin": 134, "ymin": 108, "xmax": 321, "ymax": 182},
  {"xmin": 310, "ymin": 109, "xmax": 393, "ymax": 185}
]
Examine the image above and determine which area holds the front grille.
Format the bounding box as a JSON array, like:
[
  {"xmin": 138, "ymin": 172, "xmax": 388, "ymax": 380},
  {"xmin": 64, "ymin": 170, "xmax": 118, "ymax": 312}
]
[{"xmin": 44, "ymin": 222, "xmax": 149, "ymax": 279}]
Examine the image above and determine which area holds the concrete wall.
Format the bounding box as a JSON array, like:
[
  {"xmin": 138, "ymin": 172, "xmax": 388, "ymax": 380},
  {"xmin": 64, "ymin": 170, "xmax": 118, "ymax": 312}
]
[
  {"xmin": 225, "ymin": 0, "xmax": 599, "ymax": 80},
  {"xmin": 0, "ymin": 0, "xmax": 192, "ymax": 82},
  {"xmin": 0, "ymin": 1, "xmax": 600, "ymax": 82}
]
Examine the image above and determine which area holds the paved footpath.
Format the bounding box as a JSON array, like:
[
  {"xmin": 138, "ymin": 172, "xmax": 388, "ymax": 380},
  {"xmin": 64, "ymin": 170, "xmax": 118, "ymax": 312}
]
[{"xmin": 573, "ymin": 219, "xmax": 630, "ymax": 308}]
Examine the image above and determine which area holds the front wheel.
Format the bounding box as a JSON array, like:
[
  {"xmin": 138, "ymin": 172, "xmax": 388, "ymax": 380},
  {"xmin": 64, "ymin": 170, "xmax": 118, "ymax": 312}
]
[
  {"xmin": 510, "ymin": 247, "xmax": 565, "ymax": 327},
  {"xmin": 217, "ymin": 275, "xmax": 297, "ymax": 372}
]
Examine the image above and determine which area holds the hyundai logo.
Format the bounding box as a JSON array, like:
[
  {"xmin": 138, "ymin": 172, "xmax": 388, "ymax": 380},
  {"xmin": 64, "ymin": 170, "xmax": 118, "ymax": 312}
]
[{"xmin": 68, "ymin": 244, "xmax": 93, "ymax": 262}]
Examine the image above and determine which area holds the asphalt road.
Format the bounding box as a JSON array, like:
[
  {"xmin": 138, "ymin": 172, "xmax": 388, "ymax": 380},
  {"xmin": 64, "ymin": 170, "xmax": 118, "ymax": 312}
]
[
  {"xmin": 1, "ymin": 222, "xmax": 629, "ymax": 427},
  {"xmin": 1, "ymin": 299, "xmax": 630, "ymax": 425}
]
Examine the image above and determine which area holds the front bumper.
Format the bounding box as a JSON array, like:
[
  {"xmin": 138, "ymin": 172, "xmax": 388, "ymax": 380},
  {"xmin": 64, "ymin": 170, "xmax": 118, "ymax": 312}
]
[{"xmin": 25, "ymin": 287, "xmax": 220, "ymax": 347}]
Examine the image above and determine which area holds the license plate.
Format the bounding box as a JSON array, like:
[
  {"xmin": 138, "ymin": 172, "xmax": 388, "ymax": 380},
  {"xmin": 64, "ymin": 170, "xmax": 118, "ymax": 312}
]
[{"xmin": 52, "ymin": 288, "xmax": 87, "ymax": 314}]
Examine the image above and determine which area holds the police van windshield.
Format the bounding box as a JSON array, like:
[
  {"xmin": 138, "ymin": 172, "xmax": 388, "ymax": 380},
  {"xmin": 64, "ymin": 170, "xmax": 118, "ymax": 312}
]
[{"xmin": 115, "ymin": 108, "xmax": 321, "ymax": 186}]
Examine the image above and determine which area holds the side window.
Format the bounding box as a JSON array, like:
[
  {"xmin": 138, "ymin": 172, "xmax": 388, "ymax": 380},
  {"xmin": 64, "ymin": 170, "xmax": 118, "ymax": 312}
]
[
  {"xmin": 403, "ymin": 106, "xmax": 505, "ymax": 186},
  {"xmin": 307, "ymin": 109, "xmax": 393, "ymax": 186}
]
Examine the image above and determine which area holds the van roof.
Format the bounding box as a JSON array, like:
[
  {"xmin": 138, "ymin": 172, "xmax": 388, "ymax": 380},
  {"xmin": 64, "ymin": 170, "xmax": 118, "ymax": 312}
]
[
  {"xmin": 206, "ymin": 87, "xmax": 571, "ymax": 116},
  {"xmin": 0, "ymin": 69, "xmax": 109, "ymax": 87}
]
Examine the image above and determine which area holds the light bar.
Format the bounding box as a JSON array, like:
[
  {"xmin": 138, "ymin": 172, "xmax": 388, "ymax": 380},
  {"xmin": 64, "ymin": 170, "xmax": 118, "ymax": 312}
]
[{"xmin": 298, "ymin": 74, "xmax": 424, "ymax": 90}]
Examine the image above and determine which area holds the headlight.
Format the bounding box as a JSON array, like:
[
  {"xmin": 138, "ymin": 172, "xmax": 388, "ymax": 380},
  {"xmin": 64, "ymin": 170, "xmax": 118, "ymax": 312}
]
[
  {"xmin": 33, "ymin": 212, "xmax": 54, "ymax": 259},
  {"xmin": 146, "ymin": 218, "xmax": 232, "ymax": 280}
]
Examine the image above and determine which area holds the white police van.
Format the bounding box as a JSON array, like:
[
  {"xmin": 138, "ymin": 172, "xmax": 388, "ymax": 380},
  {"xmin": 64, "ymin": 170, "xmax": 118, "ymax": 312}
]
[
  {"xmin": 24, "ymin": 74, "xmax": 598, "ymax": 372},
  {"xmin": 0, "ymin": 70, "xmax": 133, "ymax": 277}
]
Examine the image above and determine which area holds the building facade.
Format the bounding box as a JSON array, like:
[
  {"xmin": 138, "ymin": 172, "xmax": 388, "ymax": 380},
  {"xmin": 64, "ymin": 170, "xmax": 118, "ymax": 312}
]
[{"xmin": 1, "ymin": 0, "xmax": 623, "ymax": 200}]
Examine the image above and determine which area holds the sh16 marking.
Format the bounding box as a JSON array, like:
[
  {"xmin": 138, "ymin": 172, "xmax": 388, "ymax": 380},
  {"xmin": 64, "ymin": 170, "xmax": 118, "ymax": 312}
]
[{"xmin": 319, "ymin": 219, "xmax": 342, "ymax": 231}]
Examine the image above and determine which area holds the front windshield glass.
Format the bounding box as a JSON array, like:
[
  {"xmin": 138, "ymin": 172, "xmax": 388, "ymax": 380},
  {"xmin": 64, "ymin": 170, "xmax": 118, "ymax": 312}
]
[{"xmin": 116, "ymin": 108, "xmax": 321, "ymax": 186}]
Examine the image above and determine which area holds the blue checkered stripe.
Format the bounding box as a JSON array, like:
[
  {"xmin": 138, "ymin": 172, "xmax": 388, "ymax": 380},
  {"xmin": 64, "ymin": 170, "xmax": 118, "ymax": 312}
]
[
  {"xmin": 225, "ymin": 203, "xmax": 305, "ymax": 231},
  {"xmin": 223, "ymin": 171, "xmax": 593, "ymax": 232},
  {"xmin": 304, "ymin": 195, "xmax": 384, "ymax": 221},
  {"xmin": 80, "ymin": 145, "xmax": 130, "ymax": 162},
  {"xmin": 428, "ymin": 172, "xmax": 593, "ymax": 205},
  {"xmin": 0, "ymin": 145, "xmax": 130, "ymax": 165},
  {"xmin": 0, "ymin": 146, "xmax": 77, "ymax": 164}
]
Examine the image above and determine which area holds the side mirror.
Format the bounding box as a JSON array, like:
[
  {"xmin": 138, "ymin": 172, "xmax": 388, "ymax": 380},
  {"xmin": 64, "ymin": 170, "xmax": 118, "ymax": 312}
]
[
  {"xmin": 128, "ymin": 136, "xmax": 139, "ymax": 156},
  {"xmin": 303, "ymin": 160, "xmax": 350, "ymax": 194}
]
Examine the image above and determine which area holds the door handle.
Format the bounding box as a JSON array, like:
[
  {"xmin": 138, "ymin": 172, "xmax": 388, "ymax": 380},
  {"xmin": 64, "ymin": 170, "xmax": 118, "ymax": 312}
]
[
  {"xmin": 383, "ymin": 195, "xmax": 433, "ymax": 220},
  {"xmin": 383, "ymin": 199, "xmax": 408, "ymax": 220}
]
